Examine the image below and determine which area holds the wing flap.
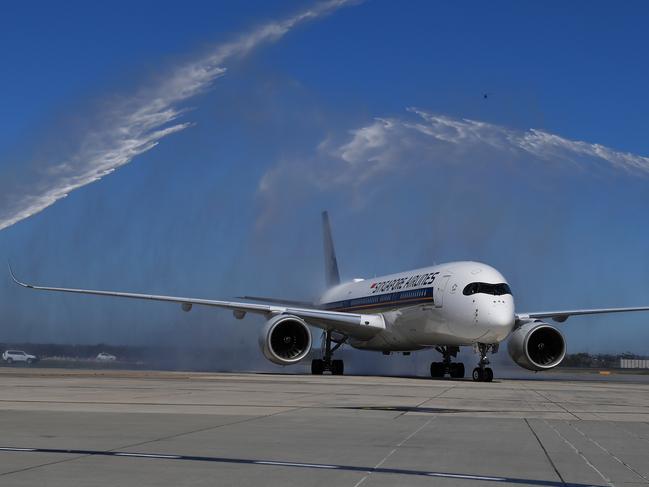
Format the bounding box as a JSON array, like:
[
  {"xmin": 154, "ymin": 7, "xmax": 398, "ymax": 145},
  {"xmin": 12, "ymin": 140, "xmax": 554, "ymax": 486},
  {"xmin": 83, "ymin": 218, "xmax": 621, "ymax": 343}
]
[{"xmin": 237, "ymin": 295, "xmax": 316, "ymax": 307}]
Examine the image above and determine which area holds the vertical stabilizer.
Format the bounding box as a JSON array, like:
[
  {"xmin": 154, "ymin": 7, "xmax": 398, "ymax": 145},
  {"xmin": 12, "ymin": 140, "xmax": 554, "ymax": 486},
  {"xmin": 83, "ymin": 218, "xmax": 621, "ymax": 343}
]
[{"xmin": 322, "ymin": 211, "xmax": 340, "ymax": 288}]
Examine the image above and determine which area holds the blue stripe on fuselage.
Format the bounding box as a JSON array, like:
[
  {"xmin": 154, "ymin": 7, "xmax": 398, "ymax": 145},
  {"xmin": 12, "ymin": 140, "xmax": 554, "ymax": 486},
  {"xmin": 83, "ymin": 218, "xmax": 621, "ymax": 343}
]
[{"xmin": 322, "ymin": 287, "xmax": 435, "ymax": 312}]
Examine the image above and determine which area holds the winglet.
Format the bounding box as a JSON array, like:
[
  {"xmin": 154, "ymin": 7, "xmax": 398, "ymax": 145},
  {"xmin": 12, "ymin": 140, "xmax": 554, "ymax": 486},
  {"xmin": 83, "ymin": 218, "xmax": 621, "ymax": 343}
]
[{"xmin": 7, "ymin": 262, "xmax": 32, "ymax": 288}]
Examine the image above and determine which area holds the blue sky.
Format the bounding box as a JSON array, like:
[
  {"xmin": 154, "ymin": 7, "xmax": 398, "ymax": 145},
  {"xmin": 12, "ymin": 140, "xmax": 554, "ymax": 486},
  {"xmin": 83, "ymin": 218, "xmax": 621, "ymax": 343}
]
[{"xmin": 1, "ymin": 0, "xmax": 649, "ymax": 365}]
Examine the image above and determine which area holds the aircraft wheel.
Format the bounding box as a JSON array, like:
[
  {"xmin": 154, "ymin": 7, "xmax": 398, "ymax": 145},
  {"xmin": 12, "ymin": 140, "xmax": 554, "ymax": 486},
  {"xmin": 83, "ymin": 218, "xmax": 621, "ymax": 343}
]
[
  {"xmin": 484, "ymin": 367, "xmax": 494, "ymax": 382},
  {"xmin": 311, "ymin": 359, "xmax": 324, "ymax": 375},
  {"xmin": 430, "ymin": 362, "xmax": 444, "ymax": 378},
  {"xmin": 331, "ymin": 360, "xmax": 344, "ymax": 375},
  {"xmin": 472, "ymin": 367, "xmax": 483, "ymax": 381},
  {"xmin": 450, "ymin": 363, "xmax": 465, "ymax": 379}
]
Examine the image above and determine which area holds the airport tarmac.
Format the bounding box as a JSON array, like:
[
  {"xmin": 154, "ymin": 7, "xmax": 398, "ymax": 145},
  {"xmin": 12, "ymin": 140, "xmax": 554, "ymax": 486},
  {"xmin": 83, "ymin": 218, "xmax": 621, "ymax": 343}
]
[{"xmin": 0, "ymin": 369, "xmax": 648, "ymax": 486}]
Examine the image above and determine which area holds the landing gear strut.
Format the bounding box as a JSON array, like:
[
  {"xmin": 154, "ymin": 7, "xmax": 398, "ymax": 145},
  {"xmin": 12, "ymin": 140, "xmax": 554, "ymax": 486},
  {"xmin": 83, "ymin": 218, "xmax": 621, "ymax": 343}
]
[
  {"xmin": 311, "ymin": 330, "xmax": 346, "ymax": 375},
  {"xmin": 430, "ymin": 346, "xmax": 465, "ymax": 379},
  {"xmin": 472, "ymin": 343, "xmax": 497, "ymax": 382}
]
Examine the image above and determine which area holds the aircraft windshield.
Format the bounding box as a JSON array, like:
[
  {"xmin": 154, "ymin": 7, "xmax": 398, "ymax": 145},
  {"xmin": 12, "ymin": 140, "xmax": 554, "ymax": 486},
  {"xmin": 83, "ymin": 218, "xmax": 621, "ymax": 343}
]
[{"xmin": 463, "ymin": 282, "xmax": 512, "ymax": 296}]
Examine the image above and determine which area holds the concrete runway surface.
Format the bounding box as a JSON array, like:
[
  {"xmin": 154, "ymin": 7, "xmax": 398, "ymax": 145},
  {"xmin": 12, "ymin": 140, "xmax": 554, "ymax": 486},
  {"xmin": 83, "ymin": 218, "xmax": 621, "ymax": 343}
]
[{"xmin": 0, "ymin": 369, "xmax": 648, "ymax": 486}]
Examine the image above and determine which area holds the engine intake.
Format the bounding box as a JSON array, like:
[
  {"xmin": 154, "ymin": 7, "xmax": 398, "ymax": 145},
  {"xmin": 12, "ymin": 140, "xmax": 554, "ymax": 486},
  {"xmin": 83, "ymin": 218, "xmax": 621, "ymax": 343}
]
[
  {"xmin": 507, "ymin": 321, "xmax": 566, "ymax": 371},
  {"xmin": 259, "ymin": 315, "xmax": 312, "ymax": 365}
]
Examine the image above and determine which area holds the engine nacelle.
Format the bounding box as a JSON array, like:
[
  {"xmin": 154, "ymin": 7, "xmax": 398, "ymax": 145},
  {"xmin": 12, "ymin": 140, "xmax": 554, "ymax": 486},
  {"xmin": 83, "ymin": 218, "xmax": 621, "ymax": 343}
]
[
  {"xmin": 259, "ymin": 314, "xmax": 312, "ymax": 366},
  {"xmin": 507, "ymin": 321, "xmax": 566, "ymax": 371}
]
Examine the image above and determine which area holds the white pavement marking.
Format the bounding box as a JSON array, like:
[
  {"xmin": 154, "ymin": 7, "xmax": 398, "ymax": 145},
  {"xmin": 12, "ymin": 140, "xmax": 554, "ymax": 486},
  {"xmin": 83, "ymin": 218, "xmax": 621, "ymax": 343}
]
[
  {"xmin": 255, "ymin": 461, "xmax": 338, "ymax": 469},
  {"xmin": 569, "ymin": 422, "xmax": 649, "ymax": 483},
  {"xmin": 427, "ymin": 473, "xmax": 506, "ymax": 481},
  {"xmin": 0, "ymin": 447, "xmax": 36, "ymax": 452},
  {"xmin": 353, "ymin": 417, "xmax": 435, "ymax": 487},
  {"xmin": 543, "ymin": 419, "xmax": 615, "ymax": 487},
  {"xmin": 114, "ymin": 453, "xmax": 181, "ymax": 459}
]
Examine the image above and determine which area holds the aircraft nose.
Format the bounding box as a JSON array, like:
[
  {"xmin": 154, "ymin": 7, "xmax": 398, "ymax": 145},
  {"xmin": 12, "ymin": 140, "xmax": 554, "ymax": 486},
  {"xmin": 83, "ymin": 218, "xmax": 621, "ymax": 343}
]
[
  {"xmin": 485, "ymin": 301, "xmax": 515, "ymax": 338},
  {"xmin": 490, "ymin": 310, "xmax": 515, "ymax": 329}
]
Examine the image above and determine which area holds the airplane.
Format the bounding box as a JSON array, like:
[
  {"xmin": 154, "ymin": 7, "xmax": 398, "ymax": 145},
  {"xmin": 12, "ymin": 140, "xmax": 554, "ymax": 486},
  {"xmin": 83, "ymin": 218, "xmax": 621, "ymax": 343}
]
[{"xmin": 9, "ymin": 211, "xmax": 649, "ymax": 381}]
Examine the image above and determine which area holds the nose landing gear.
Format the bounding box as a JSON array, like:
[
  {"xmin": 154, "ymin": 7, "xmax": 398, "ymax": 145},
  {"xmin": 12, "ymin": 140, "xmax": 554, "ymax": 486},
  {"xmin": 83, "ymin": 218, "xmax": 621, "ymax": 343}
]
[
  {"xmin": 311, "ymin": 330, "xmax": 346, "ymax": 375},
  {"xmin": 472, "ymin": 343, "xmax": 497, "ymax": 382},
  {"xmin": 430, "ymin": 346, "xmax": 465, "ymax": 379}
]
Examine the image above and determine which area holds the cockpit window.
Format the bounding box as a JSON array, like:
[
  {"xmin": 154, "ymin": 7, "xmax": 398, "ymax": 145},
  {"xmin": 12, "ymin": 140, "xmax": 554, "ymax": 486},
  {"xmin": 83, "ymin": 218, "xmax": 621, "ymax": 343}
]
[{"xmin": 462, "ymin": 282, "xmax": 512, "ymax": 296}]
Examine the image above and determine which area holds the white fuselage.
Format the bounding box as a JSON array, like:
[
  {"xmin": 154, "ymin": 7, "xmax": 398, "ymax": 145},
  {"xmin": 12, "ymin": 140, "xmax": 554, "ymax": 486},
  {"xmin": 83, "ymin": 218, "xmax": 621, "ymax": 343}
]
[{"xmin": 318, "ymin": 261, "xmax": 515, "ymax": 351}]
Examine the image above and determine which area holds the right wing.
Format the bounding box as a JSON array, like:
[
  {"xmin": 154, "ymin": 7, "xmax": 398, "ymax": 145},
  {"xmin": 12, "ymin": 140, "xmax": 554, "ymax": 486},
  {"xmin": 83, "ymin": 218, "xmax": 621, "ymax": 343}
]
[{"xmin": 8, "ymin": 265, "xmax": 383, "ymax": 339}]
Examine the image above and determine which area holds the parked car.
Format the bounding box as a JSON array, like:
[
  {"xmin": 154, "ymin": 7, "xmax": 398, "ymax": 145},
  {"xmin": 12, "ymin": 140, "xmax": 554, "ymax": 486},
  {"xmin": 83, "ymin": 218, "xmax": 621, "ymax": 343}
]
[
  {"xmin": 96, "ymin": 352, "xmax": 117, "ymax": 361},
  {"xmin": 2, "ymin": 350, "xmax": 39, "ymax": 365}
]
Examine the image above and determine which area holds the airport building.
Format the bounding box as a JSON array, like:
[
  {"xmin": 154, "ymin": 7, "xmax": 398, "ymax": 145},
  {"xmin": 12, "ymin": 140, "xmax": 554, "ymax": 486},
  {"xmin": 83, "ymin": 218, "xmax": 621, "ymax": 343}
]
[{"xmin": 620, "ymin": 358, "xmax": 649, "ymax": 369}]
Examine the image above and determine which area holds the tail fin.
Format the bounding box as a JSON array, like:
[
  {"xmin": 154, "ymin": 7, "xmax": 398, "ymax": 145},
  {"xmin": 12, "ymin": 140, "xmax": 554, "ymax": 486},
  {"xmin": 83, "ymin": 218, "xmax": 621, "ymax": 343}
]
[{"xmin": 322, "ymin": 211, "xmax": 341, "ymax": 288}]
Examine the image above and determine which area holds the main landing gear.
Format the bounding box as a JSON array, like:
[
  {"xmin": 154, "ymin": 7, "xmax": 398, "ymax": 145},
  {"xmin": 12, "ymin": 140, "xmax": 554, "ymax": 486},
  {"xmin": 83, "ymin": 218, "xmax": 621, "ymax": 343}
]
[
  {"xmin": 311, "ymin": 330, "xmax": 346, "ymax": 375},
  {"xmin": 472, "ymin": 343, "xmax": 497, "ymax": 382},
  {"xmin": 430, "ymin": 346, "xmax": 465, "ymax": 379}
]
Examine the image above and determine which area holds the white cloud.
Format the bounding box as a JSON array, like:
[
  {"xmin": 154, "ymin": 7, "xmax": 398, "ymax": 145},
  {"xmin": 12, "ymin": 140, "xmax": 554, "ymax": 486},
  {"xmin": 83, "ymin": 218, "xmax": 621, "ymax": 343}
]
[
  {"xmin": 351, "ymin": 108, "xmax": 649, "ymax": 176},
  {"xmin": 256, "ymin": 108, "xmax": 649, "ymax": 223},
  {"xmin": 0, "ymin": 0, "xmax": 355, "ymax": 231},
  {"xmin": 339, "ymin": 108, "xmax": 649, "ymax": 182}
]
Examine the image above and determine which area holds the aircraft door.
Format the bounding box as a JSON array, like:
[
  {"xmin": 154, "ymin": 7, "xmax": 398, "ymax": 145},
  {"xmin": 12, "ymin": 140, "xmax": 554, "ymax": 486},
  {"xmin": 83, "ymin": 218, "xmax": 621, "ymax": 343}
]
[{"xmin": 434, "ymin": 275, "xmax": 450, "ymax": 308}]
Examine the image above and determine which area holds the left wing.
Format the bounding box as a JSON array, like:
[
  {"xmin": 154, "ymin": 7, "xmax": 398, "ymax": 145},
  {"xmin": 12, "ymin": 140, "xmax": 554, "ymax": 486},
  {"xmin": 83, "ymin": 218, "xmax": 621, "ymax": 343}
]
[
  {"xmin": 516, "ymin": 306, "xmax": 649, "ymax": 323},
  {"xmin": 8, "ymin": 265, "xmax": 384, "ymax": 339}
]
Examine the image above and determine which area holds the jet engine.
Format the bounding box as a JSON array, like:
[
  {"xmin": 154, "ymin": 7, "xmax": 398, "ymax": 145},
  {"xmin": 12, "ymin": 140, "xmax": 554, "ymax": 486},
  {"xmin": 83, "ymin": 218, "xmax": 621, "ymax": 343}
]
[
  {"xmin": 259, "ymin": 314, "xmax": 312, "ymax": 365},
  {"xmin": 507, "ymin": 321, "xmax": 566, "ymax": 371}
]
